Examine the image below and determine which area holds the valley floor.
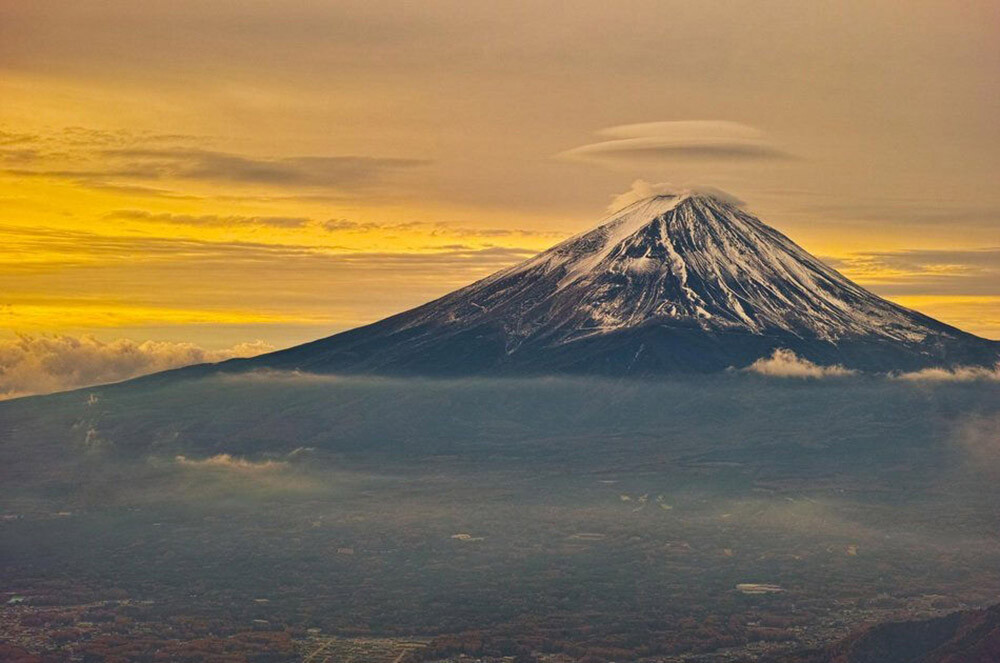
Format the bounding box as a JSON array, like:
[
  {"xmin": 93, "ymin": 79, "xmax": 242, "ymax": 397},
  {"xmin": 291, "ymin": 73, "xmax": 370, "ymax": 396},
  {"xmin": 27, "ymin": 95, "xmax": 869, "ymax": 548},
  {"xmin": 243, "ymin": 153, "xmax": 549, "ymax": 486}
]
[{"xmin": 2, "ymin": 373, "xmax": 999, "ymax": 661}]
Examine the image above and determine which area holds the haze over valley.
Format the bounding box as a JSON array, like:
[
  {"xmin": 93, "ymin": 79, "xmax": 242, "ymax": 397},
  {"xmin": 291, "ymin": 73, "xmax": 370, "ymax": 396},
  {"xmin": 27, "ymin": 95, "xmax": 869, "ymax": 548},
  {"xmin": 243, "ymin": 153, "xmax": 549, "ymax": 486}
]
[{"xmin": 2, "ymin": 2, "xmax": 999, "ymax": 661}]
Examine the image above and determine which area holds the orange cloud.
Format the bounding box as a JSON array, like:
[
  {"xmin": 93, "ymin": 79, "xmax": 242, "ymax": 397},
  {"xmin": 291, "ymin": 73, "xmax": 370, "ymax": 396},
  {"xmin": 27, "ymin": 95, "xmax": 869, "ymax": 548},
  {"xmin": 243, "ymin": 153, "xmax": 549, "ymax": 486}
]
[
  {"xmin": 742, "ymin": 349, "xmax": 856, "ymax": 378},
  {"xmin": 0, "ymin": 334, "xmax": 273, "ymax": 399}
]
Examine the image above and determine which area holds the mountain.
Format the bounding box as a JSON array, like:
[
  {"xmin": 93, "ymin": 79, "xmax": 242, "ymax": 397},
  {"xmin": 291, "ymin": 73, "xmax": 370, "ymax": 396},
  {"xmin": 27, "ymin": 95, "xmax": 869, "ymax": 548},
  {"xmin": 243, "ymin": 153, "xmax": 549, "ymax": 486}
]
[{"xmin": 222, "ymin": 191, "xmax": 997, "ymax": 376}]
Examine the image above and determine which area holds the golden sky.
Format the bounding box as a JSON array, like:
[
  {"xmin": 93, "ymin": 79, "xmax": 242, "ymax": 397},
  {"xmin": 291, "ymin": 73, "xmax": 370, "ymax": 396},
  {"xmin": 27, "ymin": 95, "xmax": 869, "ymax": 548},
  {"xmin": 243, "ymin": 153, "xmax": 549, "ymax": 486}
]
[{"xmin": 1, "ymin": 0, "xmax": 998, "ymax": 364}]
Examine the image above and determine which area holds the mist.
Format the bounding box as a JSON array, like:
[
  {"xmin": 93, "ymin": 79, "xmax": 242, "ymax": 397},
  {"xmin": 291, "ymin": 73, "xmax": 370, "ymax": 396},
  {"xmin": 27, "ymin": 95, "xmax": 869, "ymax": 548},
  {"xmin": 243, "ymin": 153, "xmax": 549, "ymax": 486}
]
[{"xmin": 2, "ymin": 371, "xmax": 999, "ymax": 659}]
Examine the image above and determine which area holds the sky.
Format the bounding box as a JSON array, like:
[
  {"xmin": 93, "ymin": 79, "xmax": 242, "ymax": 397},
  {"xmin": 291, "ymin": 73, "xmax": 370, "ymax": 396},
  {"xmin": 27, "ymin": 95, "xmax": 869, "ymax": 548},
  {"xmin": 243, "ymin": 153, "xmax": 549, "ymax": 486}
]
[{"xmin": 0, "ymin": 0, "xmax": 997, "ymax": 394}]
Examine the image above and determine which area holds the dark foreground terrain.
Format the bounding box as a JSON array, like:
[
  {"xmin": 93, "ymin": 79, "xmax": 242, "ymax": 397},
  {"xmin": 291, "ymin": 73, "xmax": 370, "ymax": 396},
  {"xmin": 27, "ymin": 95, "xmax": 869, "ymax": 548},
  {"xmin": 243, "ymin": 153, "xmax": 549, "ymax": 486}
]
[
  {"xmin": 775, "ymin": 601, "xmax": 1000, "ymax": 663},
  {"xmin": 2, "ymin": 371, "xmax": 999, "ymax": 661}
]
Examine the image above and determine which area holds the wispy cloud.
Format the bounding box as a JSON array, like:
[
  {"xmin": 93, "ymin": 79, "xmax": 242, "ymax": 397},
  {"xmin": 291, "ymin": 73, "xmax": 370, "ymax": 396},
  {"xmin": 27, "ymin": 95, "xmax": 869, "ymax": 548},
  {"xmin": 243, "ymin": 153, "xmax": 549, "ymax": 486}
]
[
  {"xmin": 0, "ymin": 224, "xmax": 539, "ymax": 336},
  {"xmin": 828, "ymin": 247, "xmax": 1000, "ymax": 296},
  {"xmin": 107, "ymin": 209, "xmax": 311, "ymax": 229},
  {"xmin": 99, "ymin": 148, "xmax": 428, "ymax": 188},
  {"xmin": 0, "ymin": 129, "xmax": 42, "ymax": 146},
  {"xmin": 1, "ymin": 127, "xmax": 428, "ymax": 196},
  {"xmin": 317, "ymin": 217, "xmax": 562, "ymax": 239},
  {"xmin": 797, "ymin": 198, "xmax": 1000, "ymax": 230},
  {"xmin": 0, "ymin": 224, "xmax": 538, "ymax": 269},
  {"xmin": 175, "ymin": 454, "xmax": 286, "ymax": 471},
  {"xmin": 168, "ymin": 452, "xmax": 327, "ymax": 497},
  {"xmin": 951, "ymin": 414, "xmax": 1000, "ymax": 478}
]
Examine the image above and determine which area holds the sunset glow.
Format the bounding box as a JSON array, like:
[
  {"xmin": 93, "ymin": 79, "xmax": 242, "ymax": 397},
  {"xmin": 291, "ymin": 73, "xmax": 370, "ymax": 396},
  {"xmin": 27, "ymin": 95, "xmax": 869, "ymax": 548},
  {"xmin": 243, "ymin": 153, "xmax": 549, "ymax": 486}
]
[{"xmin": 2, "ymin": 1, "xmax": 997, "ymax": 354}]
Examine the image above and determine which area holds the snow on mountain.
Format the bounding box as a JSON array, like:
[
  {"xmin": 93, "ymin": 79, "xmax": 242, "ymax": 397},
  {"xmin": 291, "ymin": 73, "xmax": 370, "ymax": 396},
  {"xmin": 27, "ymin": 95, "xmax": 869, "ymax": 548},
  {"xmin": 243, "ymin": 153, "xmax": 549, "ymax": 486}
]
[
  {"xmin": 230, "ymin": 190, "xmax": 998, "ymax": 376},
  {"xmin": 426, "ymin": 192, "xmax": 931, "ymax": 343}
]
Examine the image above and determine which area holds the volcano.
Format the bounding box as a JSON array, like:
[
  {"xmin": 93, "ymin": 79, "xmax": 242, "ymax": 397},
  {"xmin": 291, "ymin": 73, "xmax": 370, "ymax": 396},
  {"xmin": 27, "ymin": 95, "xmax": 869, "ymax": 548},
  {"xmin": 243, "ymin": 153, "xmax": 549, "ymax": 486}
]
[{"xmin": 220, "ymin": 191, "xmax": 997, "ymax": 376}]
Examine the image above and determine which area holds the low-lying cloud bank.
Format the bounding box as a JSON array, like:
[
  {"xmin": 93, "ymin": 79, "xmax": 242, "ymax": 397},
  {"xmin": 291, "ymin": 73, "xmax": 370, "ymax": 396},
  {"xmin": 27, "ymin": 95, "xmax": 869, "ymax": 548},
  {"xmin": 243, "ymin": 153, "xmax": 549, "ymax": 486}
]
[
  {"xmin": 742, "ymin": 348, "xmax": 1000, "ymax": 382},
  {"xmin": 892, "ymin": 364, "xmax": 1000, "ymax": 382},
  {"xmin": 741, "ymin": 349, "xmax": 856, "ymax": 379},
  {"xmin": 217, "ymin": 369, "xmax": 352, "ymax": 385},
  {"xmin": 0, "ymin": 334, "xmax": 273, "ymax": 400},
  {"xmin": 3, "ymin": 335, "xmax": 995, "ymax": 400},
  {"xmin": 175, "ymin": 453, "xmax": 286, "ymax": 471}
]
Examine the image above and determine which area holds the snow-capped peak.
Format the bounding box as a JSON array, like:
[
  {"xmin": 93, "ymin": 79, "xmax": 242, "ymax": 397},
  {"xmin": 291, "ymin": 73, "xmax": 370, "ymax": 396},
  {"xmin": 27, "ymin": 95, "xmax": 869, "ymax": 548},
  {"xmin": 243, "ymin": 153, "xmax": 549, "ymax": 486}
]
[
  {"xmin": 422, "ymin": 191, "xmax": 957, "ymax": 345},
  {"xmin": 247, "ymin": 190, "xmax": 998, "ymax": 376}
]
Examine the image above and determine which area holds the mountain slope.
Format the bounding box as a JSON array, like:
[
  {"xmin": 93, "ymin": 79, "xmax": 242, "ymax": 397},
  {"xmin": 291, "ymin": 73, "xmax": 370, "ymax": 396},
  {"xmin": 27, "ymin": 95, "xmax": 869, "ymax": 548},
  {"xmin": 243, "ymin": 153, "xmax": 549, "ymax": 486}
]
[{"xmin": 229, "ymin": 191, "xmax": 998, "ymax": 376}]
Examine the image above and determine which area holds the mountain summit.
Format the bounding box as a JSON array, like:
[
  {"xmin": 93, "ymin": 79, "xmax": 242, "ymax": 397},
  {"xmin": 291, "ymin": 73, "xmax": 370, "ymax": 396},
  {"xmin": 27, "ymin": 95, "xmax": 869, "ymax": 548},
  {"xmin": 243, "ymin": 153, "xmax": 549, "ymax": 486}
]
[{"xmin": 236, "ymin": 191, "xmax": 998, "ymax": 375}]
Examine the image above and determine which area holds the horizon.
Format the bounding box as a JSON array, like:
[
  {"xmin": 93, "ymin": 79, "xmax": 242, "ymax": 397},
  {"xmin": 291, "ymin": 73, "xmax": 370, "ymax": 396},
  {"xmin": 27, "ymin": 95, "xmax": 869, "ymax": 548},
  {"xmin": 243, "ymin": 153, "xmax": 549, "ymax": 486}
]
[
  {"xmin": 1, "ymin": 181, "xmax": 998, "ymax": 398},
  {"xmin": 0, "ymin": 1, "xmax": 998, "ymax": 395}
]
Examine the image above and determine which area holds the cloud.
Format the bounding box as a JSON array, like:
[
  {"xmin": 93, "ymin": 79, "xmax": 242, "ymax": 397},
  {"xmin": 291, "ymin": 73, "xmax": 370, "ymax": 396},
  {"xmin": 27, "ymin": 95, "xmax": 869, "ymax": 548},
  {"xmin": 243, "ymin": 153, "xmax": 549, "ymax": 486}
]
[
  {"xmin": 217, "ymin": 369, "xmax": 352, "ymax": 385},
  {"xmin": 1, "ymin": 128, "xmax": 428, "ymax": 196},
  {"xmin": 317, "ymin": 217, "xmax": 562, "ymax": 239},
  {"xmin": 0, "ymin": 223, "xmax": 537, "ymax": 269},
  {"xmin": 951, "ymin": 414, "xmax": 1000, "ymax": 478},
  {"xmin": 892, "ymin": 365, "xmax": 1000, "ymax": 382},
  {"xmin": 319, "ymin": 218, "xmax": 384, "ymax": 232},
  {"xmin": 0, "ymin": 223, "xmax": 541, "ymax": 338},
  {"xmin": 827, "ymin": 247, "xmax": 1000, "ymax": 297},
  {"xmin": 107, "ymin": 209, "xmax": 311, "ymax": 229},
  {"xmin": 0, "ymin": 335, "xmax": 273, "ymax": 400},
  {"xmin": 744, "ymin": 351, "xmax": 1000, "ymax": 381},
  {"xmin": 79, "ymin": 181, "xmax": 202, "ymax": 199},
  {"xmin": 100, "ymin": 148, "xmax": 428, "ymax": 188},
  {"xmin": 560, "ymin": 121, "xmax": 794, "ymax": 165},
  {"xmin": 0, "ymin": 130, "xmax": 40, "ymax": 146},
  {"xmin": 797, "ymin": 199, "xmax": 1000, "ymax": 230},
  {"xmin": 317, "ymin": 218, "xmax": 427, "ymax": 234},
  {"xmin": 174, "ymin": 454, "xmax": 286, "ymax": 471},
  {"xmin": 742, "ymin": 349, "xmax": 856, "ymax": 378},
  {"xmin": 608, "ymin": 180, "xmax": 746, "ymax": 212},
  {"xmin": 608, "ymin": 180, "xmax": 678, "ymax": 211},
  {"xmin": 0, "ymin": 148, "xmax": 40, "ymax": 164},
  {"xmin": 170, "ymin": 453, "xmax": 326, "ymax": 497},
  {"xmin": 817, "ymin": 247, "xmax": 1000, "ymax": 338}
]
